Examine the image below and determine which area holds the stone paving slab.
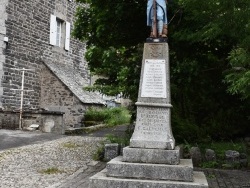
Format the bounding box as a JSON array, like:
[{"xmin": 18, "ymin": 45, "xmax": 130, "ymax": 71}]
[
  {"xmin": 52, "ymin": 162, "xmax": 106, "ymax": 188},
  {"xmin": 195, "ymin": 168, "xmax": 250, "ymax": 188},
  {"xmin": 89, "ymin": 169, "xmax": 208, "ymax": 188}
]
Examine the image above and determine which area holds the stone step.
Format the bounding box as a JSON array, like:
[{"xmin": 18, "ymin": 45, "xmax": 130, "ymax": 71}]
[
  {"xmin": 106, "ymin": 156, "xmax": 193, "ymax": 182},
  {"xmin": 89, "ymin": 169, "xmax": 209, "ymax": 188},
  {"xmin": 122, "ymin": 146, "xmax": 180, "ymax": 164}
]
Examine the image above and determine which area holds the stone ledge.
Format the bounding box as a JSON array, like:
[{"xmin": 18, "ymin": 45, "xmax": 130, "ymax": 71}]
[
  {"xmin": 135, "ymin": 102, "xmax": 173, "ymax": 108},
  {"xmin": 90, "ymin": 169, "xmax": 208, "ymax": 188},
  {"xmin": 106, "ymin": 156, "xmax": 193, "ymax": 182},
  {"xmin": 122, "ymin": 146, "xmax": 180, "ymax": 164},
  {"xmin": 130, "ymin": 138, "xmax": 175, "ymax": 150}
]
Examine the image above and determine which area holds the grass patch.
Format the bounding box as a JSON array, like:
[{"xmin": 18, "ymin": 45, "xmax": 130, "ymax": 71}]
[
  {"xmin": 62, "ymin": 142, "xmax": 79, "ymax": 149},
  {"xmin": 83, "ymin": 107, "xmax": 131, "ymax": 127},
  {"xmin": 207, "ymin": 174, "xmax": 216, "ymax": 179},
  {"xmin": 92, "ymin": 142, "xmax": 105, "ymax": 161},
  {"xmin": 0, "ymin": 154, "xmax": 4, "ymax": 162},
  {"xmin": 39, "ymin": 167, "xmax": 64, "ymax": 174},
  {"xmin": 198, "ymin": 141, "xmax": 246, "ymax": 161}
]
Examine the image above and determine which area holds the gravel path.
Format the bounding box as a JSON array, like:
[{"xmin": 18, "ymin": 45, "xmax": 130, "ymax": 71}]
[{"xmin": 0, "ymin": 136, "xmax": 104, "ymax": 188}]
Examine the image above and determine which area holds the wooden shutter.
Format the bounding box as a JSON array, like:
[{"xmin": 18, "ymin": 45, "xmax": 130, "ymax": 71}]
[
  {"xmin": 50, "ymin": 15, "xmax": 57, "ymax": 45},
  {"xmin": 65, "ymin": 22, "xmax": 70, "ymax": 51}
]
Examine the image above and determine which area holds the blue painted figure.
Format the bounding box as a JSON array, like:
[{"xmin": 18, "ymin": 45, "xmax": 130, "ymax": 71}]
[{"xmin": 147, "ymin": 0, "xmax": 168, "ymax": 37}]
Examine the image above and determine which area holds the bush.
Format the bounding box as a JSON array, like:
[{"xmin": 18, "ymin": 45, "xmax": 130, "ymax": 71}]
[{"xmin": 83, "ymin": 107, "xmax": 131, "ymax": 127}]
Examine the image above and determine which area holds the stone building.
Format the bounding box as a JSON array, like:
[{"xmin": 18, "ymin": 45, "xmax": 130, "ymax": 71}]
[{"xmin": 0, "ymin": 0, "xmax": 105, "ymax": 131}]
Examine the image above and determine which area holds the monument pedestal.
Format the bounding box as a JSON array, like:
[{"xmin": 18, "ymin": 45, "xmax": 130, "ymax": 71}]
[
  {"xmin": 130, "ymin": 43, "xmax": 175, "ymax": 150},
  {"xmin": 89, "ymin": 43, "xmax": 208, "ymax": 188},
  {"xmin": 122, "ymin": 146, "xmax": 180, "ymax": 164}
]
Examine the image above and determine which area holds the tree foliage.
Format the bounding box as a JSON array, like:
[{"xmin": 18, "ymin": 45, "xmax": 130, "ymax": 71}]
[
  {"xmin": 73, "ymin": 0, "xmax": 148, "ymax": 101},
  {"xmin": 73, "ymin": 0, "xmax": 250, "ymax": 141},
  {"xmin": 168, "ymin": 0, "xmax": 250, "ymax": 141},
  {"xmin": 171, "ymin": 0, "xmax": 250, "ymax": 100}
]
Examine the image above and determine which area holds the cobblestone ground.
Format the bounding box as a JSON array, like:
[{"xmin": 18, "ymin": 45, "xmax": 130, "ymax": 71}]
[
  {"xmin": 0, "ymin": 136, "xmax": 104, "ymax": 188},
  {"xmin": 1, "ymin": 136, "xmax": 250, "ymax": 188}
]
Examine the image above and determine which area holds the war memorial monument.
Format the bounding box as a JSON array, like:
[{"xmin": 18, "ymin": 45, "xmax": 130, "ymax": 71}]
[{"xmin": 89, "ymin": 1, "xmax": 209, "ymax": 187}]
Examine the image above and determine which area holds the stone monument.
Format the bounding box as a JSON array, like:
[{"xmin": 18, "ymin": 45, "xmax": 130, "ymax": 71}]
[{"xmin": 89, "ymin": 1, "xmax": 209, "ymax": 187}]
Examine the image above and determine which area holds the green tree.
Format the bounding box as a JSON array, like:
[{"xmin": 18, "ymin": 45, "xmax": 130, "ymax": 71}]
[
  {"xmin": 73, "ymin": 0, "xmax": 250, "ymax": 141},
  {"xmin": 169, "ymin": 0, "xmax": 250, "ymax": 140},
  {"xmin": 171, "ymin": 0, "xmax": 250, "ymax": 100},
  {"xmin": 73, "ymin": 0, "xmax": 148, "ymax": 102}
]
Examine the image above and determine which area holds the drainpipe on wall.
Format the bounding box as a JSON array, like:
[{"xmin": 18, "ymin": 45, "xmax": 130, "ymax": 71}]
[{"xmin": 11, "ymin": 68, "xmax": 34, "ymax": 130}]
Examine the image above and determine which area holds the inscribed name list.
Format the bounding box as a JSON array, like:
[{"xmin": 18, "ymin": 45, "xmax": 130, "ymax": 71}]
[
  {"xmin": 141, "ymin": 59, "xmax": 167, "ymax": 98},
  {"xmin": 135, "ymin": 107, "xmax": 170, "ymax": 140}
]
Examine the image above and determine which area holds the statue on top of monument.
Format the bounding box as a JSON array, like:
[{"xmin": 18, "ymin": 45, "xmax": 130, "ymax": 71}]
[{"xmin": 147, "ymin": 0, "xmax": 168, "ymax": 38}]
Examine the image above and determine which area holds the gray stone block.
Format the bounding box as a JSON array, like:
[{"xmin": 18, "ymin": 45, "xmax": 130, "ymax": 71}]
[
  {"xmin": 130, "ymin": 105, "xmax": 175, "ymax": 150},
  {"xmin": 106, "ymin": 156, "xmax": 193, "ymax": 182},
  {"xmin": 205, "ymin": 149, "xmax": 216, "ymax": 161},
  {"xmin": 129, "ymin": 43, "xmax": 176, "ymax": 151},
  {"xmin": 225, "ymin": 150, "xmax": 240, "ymax": 162},
  {"xmin": 104, "ymin": 143, "xmax": 119, "ymax": 161},
  {"xmin": 90, "ymin": 169, "xmax": 208, "ymax": 188},
  {"xmin": 122, "ymin": 146, "xmax": 180, "ymax": 164},
  {"xmin": 190, "ymin": 147, "xmax": 202, "ymax": 167}
]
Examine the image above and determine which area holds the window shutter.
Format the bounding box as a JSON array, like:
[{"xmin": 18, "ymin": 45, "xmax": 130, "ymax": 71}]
[
  {"xmin": 50, "ymin": 15, "xmax": 57, "ymax": 45},
  {"xmin": 65, "ymin": 22, "xmax": 70, "ymax": 51}
]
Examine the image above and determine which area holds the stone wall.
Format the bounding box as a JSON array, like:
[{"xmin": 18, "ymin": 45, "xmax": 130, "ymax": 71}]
[
  {"xmin": 0, "ymin": 0, "xmax": 104, "ymax": 128},
  {"xmin": 0, "ymin": 0, "xmax": 8, "ymax": 108},
  {"xmin": 1, "ymin": 0, "xmax": 89, "ymax": 110},
  {"xmin": 0, "ymin": 110, "xmax": 64, "ymax": 134},
  {"xmin": 40, "ymin": 63, "xmax": 101, "ymax": 127},
  {"xmin": 0, "ymin": 111, "xmax": 18, "ymax": 130}
]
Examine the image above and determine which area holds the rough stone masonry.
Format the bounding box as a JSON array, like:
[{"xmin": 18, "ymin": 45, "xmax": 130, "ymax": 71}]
[{"xmin": 0, "ymin": 0, "xmax": 104, "ymax": 129}]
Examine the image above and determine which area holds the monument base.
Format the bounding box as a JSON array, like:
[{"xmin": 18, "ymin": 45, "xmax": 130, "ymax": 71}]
[{"xmin": 90, "ymin": 169, "xmax": 208, "ymax": 188}]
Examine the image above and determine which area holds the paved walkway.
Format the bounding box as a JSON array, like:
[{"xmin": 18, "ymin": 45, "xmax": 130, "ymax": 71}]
[
  {"xmin": 0, "ymin": 129, "xmax": 64, "ymax": 151},
  {"xmin": 197, "ymin": 168, "xmax": 250, "ymax": 188},
  {"xmin": 80, "ymin": 124, "xmax": 129, "ymax": 138},
  {"xmin": 51, "ymin": 161, "xmax": 106, "ymax": 188}
]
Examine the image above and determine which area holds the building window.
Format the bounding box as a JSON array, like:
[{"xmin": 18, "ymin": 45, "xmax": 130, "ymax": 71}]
[
  {"xmin": 56, "ymin": 19, "xmax": 62, "ymax": 47},
  {"xmin": 50, "ymin": 15, "xmax": 70, "ymax": 51}
]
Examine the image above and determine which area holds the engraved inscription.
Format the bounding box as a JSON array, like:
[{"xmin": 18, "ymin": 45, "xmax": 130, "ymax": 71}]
[
  {"xmin": 149, "ymin": 44, "xmax": 163, "ymax": 58},
  {"xmin": 141, "ymin": 59, "xmax": 167, "ymax": 98},
  {"xmin": 135, "ymin": 107, "xmax": 170, "ymax": 140},
  {"xmin": 55, "ymin": 3, "xmax": 67, "ymax": 15}
]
